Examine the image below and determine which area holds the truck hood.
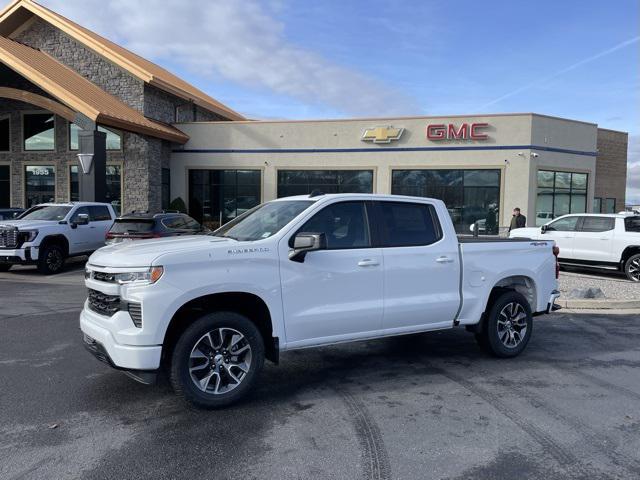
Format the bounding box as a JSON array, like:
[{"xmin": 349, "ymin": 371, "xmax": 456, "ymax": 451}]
[
  {"xmin": 509, "ymin": 227, "xmax": 542, "ymax": 238},
  {"xmin": 0, "ymin": 220, "xmax": 59, "ymax": 230},
  {"xmin": 88, "ymin": 235, "xmax": 237, "ymax": 268}
]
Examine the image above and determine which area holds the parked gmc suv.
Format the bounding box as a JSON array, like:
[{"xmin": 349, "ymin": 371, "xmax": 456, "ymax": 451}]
[
  {"xmin": 0, "ymin": 202, "xmax": 116, "ymax": 274},
  {"xmin": 510, "ymin": 213, "xmax": 640, "ymax": 281},
  {"xmin": 81, "ymin": 194, "xmax": 560, "ymax": 408}
]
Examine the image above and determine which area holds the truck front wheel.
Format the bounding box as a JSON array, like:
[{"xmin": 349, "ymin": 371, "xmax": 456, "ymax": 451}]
[
  {"xmin": 170, "ymin": 312, "xmax": 265, "ymax": 408},
  {"xmin": 37, "ymin": 244, "xmax": 65, "ymax": 274},
  {"xmin": 0, "ymin": 264, "xmax": 11, "ymax": 272},
  {"xmin": 476, "ymin": 291, "xmax": 533, "ymax": 358}
]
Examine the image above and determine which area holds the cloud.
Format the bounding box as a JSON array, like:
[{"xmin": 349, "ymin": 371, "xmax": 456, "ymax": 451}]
[
  {"xmin": 41, "ymin": 0, "xmax": 420, "ymax": 118},
  {"xmin": 627, "ymin": 134, "xmax": 640, "ymax": 205}
]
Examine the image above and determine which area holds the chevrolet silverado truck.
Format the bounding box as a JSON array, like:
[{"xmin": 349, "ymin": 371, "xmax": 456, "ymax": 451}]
[
  {"xmin": 510, "ymin": 213, "xmax": 640, "ymax": 281},
  {"xmin": 81, "ymin": 193, "xmax": 561, "ymax": 408},
  {"xmin": 0, "ymin": 202, "xmax": 116, "ymax": 274}
]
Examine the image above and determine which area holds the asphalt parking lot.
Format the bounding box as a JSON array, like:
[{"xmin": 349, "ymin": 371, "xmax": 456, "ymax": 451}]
[{"xmin": 1, "ymin": 266, "xmax": 640, "ymax": 480}]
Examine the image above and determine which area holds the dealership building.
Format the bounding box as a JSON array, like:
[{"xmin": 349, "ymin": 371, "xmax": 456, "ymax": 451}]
[{"xmin": 0, "ymin": 0, "xmax": 629, "ymax": 234}]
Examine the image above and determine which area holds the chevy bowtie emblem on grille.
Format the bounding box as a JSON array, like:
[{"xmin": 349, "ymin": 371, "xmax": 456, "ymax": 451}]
[{"xmin": 361, "ymin": 126, "xmax": 404, "ymax": 144}]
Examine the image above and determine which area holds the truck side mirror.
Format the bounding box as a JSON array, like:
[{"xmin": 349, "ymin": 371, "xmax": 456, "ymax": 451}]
[
  {"xmin": 289, "ymin": 232, "xmax": 326, "ymax": 262},
  {"xmin": 71, "ymin": 213, "xmax": 90, "ymax": 229},
  {"xmin": 541, "ymin": 225, "xmax": 548, "ymax": 234}
]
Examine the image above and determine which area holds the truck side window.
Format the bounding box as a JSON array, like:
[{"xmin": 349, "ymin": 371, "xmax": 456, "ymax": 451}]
[
  {"xmin": 580, "ymin": 217, "xmax": 614, "ymax": 232},
  {"xmin": 625, "ymin": 217, "xmax": 640, "ymax": 232},
  {"xmin": 88, "ymin": 206, "xmax": 111, "ymax": 221},
  {"xmin": 378, "ymin": 202, "xmax": 441, "ymax": 247},
  {"xmin": 546, "ymin": 217, "xmax": 579, "ymax": 232},
  {"xmin": 297, "ymin": 201, "xmax": 370, "ymax": 250}
]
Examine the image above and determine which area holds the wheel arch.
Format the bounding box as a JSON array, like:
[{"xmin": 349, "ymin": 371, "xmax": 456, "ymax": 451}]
[
  {"xmin": 468, "ymin": 275, "xmax": 537, "ymax": 334},
  {"xmin": 39, "ymin": 234, "xmax": 69, "ymax": 256},
  {"xmin": 162, "ymin": 291, "xmax": 277, "ymax": 365},
  {"xmin": 621, "ymin": 246, "xmax": 640, "ymax": 265}
]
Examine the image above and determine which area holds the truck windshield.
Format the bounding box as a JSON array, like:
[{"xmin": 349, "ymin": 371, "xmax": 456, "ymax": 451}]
[
  {"xmin": 213, "ymin": 200, "xmax": 313, "ymax": 241},
  {"xmin": 19, "ymin": 206, "xmax": 72, "ymax": 221}
]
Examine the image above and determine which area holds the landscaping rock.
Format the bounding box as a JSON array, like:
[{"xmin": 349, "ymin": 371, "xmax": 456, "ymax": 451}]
[{"xmin": 567, "ymin": 287, "xmax": 605, "ymax": 299}]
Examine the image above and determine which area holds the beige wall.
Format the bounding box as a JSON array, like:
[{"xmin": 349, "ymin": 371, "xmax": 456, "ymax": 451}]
[{"xmin": 171, "ymin": 113, "xmax": 599, "ymax": 229}]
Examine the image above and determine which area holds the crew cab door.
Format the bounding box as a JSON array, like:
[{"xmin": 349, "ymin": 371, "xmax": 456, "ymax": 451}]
[
  {"xmin": 279, "ymin": 201, "xmax": 383, "ymax": 346},
  {"xmin": 87, "ymin": 206, "xmax": 114, "ymax": 250},
  {"xmin": 373, "ymin": 200, "xmax": 460, "ymax": 331},
  {"xmin": 67, "ymin": 206, "xmax": 93, "ymax": 254},
  {"xmin": 572, "ymin": 216, "xmax": 615, "ymax": 263},
  {"xmin": 541, "ymin": 216, "xmax": 580, "ymax": 259}
]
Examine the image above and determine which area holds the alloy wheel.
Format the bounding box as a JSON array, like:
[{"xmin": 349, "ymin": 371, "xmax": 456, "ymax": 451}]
[
  {"xmin": 628, "ymin": 257, "xmax": 640, "ymax": 282},
  {"xmin": 188, "ymin": 327, "xmax": 252, "ymax": 395},
  {"xmin": 496, "ymin": 302, "xmax": 527, "ymax": 348},
  {"xmin": 47, "ymin": 249, "xmax": 63, "ymax": 272}
]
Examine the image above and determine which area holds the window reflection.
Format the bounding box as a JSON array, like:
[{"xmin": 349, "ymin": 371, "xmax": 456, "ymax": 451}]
[
  {"xmin": 392, "ymin": 169, "xmax": 500, "ymax": 235},
  {"xmin": 536, "ymin": 170, "xmax": 587, "ymax": 225},
  {"xmin": 277, "ymin": 170, "xmax": 374, "ymax": 197}
]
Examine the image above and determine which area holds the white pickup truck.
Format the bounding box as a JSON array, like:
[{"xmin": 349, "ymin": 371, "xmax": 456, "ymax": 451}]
[
  {"xmin": 510, "ymin": 213, "xmax": 640, "ymax": 281},
  {"xmin": 0, "ymin": 202, "xmax": 116, "ymax": 274},
  {"xmin": 81, "ymin": 193, "xmax": 560, "ymax": 408}
]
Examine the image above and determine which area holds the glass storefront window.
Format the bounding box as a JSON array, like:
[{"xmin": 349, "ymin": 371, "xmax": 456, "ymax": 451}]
[
  {"xmin": 0, "ymin": 116, "xmax": 9, "ymax": 152},
  {"xmin": 605, "ymin": 198, "xmax": 616, "ymax": 213},
  {"xmin": 391, "ymin": 169, "xmax": 500, "ymax": 235},
  {"xmin": 25, "ymin": 165, "xmax": 55, "ymax": 207},
  {"xmin": 0, "ymin": 165, "xmax": 9, "ymax": 207},
  {"xmin": 69, "ymin": 123, "xmax": 122, "ymax": 150},
  {"xmin": 277, "ymin": 170, "xmax": 374, "ymax": 197},
  {"xmin": 535, "ymin": 170, "xmax": 587, "ymax": 225},
  {"xmin": 69, "ymin": 164, "xmax": 122, "ymax": 214},
  {"xmin": 24, "ymin": 113, "xmax": 55, "ymax": 151},
  {"xmin": 593, "ymin": 197, "xmax": 602, "ymax": 213},
  {"xmin": 188, "ymin": 169, "xmax": 261, "ymax": 229}
]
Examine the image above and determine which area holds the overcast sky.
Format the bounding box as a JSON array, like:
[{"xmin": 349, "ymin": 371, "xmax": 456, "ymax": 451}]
[{"xmin": 42, "ymin": 0, "xmax": 640, "ymax": 204}]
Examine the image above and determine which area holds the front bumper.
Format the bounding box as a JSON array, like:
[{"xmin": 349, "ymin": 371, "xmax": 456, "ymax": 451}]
[
  {"xmin": 80, "ymin": 307, "xmax": 162, "ymax": 371},
  {"xmin": 83, "ymin": 334, "xmax": 158, "ymax": 384},
  {"xmin": 0, "ymin": 246, "xmax": 37, "ymax": 263}
]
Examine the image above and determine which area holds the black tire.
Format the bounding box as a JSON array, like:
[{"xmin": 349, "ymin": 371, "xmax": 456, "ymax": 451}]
[
  {"xmin": 0, "ymin": 264, "xmax": 11, "ymax": 272},
  {"xmin": 624, "ymin": 254, "xmax": 640, "ymax": 282},
  {"xmin": 170, "ymin": 312, "xmax": 265, "ymax": 409},
  {"xmin": 476, "ymin": 291, "xmax": 533, "ymax": 358},
  {"xmin": 37, "ymin": 243, "xmax": 66, "ymax": 274}
]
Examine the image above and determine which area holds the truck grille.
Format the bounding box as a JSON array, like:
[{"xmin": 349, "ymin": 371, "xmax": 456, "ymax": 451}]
[
  {"xmin": 127, "ymin": 302, "xmax": 142, "ymax": 328},
  {"xmin": 92, "ymin": 271, "xmax": 116, "ymax": 283},
  {"xmin": 0, "ymin": 227, "xmax": 19, "ymax": 248},
  {"xmin": 87, "ymin": 289, "xmax": 121, "ymax": 317}
]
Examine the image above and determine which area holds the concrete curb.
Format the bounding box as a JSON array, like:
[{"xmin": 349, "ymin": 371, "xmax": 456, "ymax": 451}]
[{"xmin": 556, "ymin": 298, "xmax": 640, "ymax": 310}]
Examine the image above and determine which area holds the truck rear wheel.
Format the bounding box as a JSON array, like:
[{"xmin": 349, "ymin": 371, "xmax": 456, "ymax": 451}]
[
  {"xmin": 624, "ymin": 254, "xmax": 640, "ymax": 282},
  {"xmin": 170, "ymin": 312, "xmax": 265, "ymax": 408},
  {"xmin": 0, "ymin": 264, "xmax": 11, "ymax": 272},
  {"xmin": 37, "ymin": 244, "xmax": 65, "ymax": 274},
  {"xmin": 476, "ymin": 291, "xmax": 532, "ymax": 358}
]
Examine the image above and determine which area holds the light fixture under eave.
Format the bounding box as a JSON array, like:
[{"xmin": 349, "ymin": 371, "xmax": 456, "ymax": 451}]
[{"xmin": 77, "ymin": 153, "xmax": 94, "ymax": 174}]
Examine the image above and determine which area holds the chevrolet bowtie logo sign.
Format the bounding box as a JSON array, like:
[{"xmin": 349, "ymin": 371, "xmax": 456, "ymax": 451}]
[{"xmin": 361, "ymin": 126, "xmax": 404, "ymax": 144}]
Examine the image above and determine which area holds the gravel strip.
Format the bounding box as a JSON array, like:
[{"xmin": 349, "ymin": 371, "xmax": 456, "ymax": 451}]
[{"xmin": 558, "ymin": 269, "xmax": 640, "ymax": 300}]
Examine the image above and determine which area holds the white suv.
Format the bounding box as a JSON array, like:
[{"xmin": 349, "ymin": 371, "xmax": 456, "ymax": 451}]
[{"xmin": 510, "ymin": 213, "xmax": 640, "ymax": 281}]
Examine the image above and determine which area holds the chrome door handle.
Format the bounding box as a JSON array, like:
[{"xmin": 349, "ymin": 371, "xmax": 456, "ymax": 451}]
[
  {"xmin": 358, "ymin": 259, "xmax": 379, "ymax": 267},
  {"xmin": 436, "ymin": 256, "xmax": 454, "ymax": 264}
]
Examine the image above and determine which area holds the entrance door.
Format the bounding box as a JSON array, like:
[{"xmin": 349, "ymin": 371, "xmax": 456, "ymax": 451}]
[
  {"xmin": 0, "ymin": 165, "xmax": 9, "ymax": 208},
  {"xmin": 279, "ymin": 201, "xmax": 384, "ymax": 346}
]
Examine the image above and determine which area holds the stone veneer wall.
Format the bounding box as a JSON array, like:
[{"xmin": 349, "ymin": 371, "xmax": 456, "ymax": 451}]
[
  {"xmin": 3, "ymin": 18, "xmax": 230, "ymax": 211},
  {"xmin": 14, "ymin": 19, "xmax": 145, "ymax": 111},
  {"xmin": 595, "ymin": 128, "xmax": 628, "ymax": 211}
]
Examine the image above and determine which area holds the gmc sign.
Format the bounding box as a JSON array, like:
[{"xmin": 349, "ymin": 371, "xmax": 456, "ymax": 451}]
[{"xmin": 426, "ymin": 123, "xmax": 489, "ymax": 141}]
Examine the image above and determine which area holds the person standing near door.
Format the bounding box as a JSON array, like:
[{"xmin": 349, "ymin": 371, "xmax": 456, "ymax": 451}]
[{"xmin": 509, "ymin": 207, "xmax": 527, "ymax": 231}]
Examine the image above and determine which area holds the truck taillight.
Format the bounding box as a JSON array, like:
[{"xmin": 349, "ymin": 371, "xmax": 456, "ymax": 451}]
[
  {"xmin": 553, "ymin": 246, "xmax": 560, "ymax": 279},
  {"xmin": 105, "ymin": 232, "xmax": 114, "ymax": 240}
]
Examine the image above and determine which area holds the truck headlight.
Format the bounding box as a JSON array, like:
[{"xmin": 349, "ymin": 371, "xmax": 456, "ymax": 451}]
[
  {"xmin": 114, "ymin": 266, "xmax": 164, "ymax": 285},
  {"xmin": 20, "ymin": 230, "xmax": 38, "ymax": 242}
]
